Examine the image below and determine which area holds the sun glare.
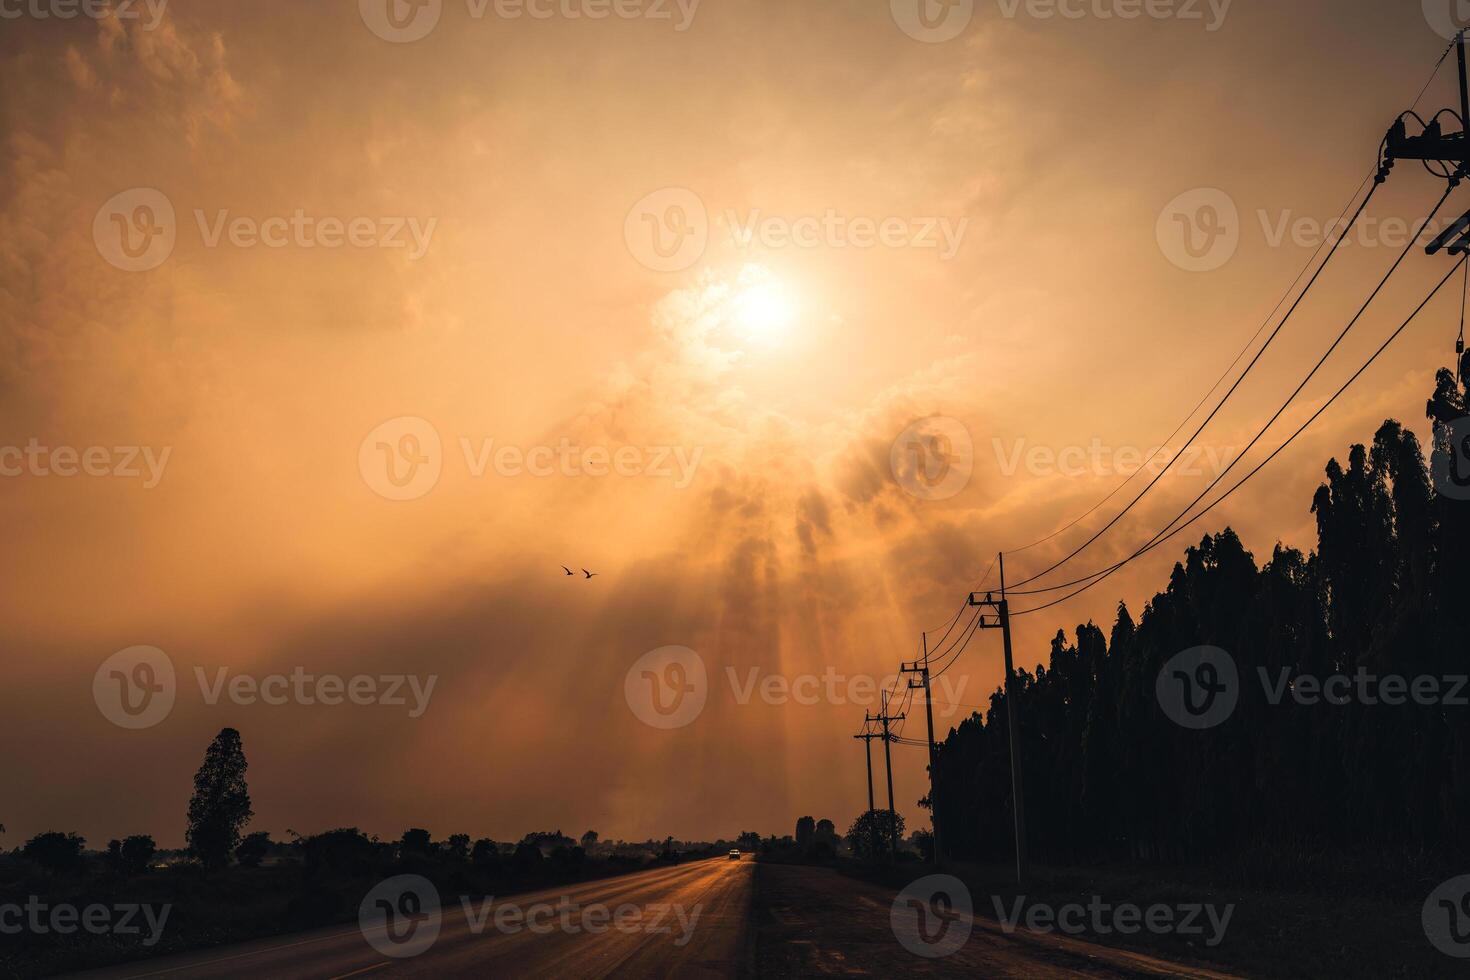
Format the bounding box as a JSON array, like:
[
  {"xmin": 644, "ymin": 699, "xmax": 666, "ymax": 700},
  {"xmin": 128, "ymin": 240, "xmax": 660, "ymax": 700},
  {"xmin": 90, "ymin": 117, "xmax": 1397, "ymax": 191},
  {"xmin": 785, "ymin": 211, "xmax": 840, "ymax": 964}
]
[{"xmin": 730, "ymin": 274, "xmax": 797, "ymax": 347}]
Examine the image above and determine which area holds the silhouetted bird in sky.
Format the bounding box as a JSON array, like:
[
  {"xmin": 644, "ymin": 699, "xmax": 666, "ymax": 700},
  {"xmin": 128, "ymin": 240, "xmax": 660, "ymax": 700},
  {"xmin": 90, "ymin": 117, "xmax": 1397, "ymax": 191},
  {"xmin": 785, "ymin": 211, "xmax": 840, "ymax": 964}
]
[
  {"xmin": 561, "ymin": 565, "xmax": 574, "ymax": 576},
  {"xmin": 583, "ymin": 569, "xmax": 598, "ymax": 579}
]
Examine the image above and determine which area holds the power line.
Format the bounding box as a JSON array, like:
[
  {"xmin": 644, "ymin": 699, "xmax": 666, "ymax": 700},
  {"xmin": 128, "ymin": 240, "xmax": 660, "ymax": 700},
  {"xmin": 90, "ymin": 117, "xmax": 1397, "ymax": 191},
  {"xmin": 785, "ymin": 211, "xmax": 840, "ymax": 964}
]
[
  {"xmin": 1004, "ymin": 177, "xmax": 1385, "ymax": 593},
  {"xmin": 1012, "ymin": 252, "xmax": 1469, "ymax": 617},
  {"xmin": 990, "ymin": 38, "xmax": 1462, "ymax": 591},
  {"xmin": 1009, "ymin": 181, "xmax": 1460, "ymax": 598},
  {"xmin": 993, "ymin": 173, "xmax": 1373, "ymax": 566}
]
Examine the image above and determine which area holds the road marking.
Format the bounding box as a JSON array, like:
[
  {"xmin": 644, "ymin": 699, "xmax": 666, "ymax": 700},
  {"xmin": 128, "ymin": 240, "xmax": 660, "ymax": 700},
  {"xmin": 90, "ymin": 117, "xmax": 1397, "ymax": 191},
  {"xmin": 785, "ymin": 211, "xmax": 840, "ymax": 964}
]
[{"xmin": 327, "ymin": 963, "xmax": 391, "ymax": 979}]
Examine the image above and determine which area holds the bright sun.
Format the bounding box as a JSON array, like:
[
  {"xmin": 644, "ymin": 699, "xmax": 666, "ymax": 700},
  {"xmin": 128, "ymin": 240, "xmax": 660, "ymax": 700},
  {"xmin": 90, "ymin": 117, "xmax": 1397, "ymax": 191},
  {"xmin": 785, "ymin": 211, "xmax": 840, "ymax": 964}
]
[{"xmin": 729, "ymin": 273, "xmax": 797, "ymax": 347}]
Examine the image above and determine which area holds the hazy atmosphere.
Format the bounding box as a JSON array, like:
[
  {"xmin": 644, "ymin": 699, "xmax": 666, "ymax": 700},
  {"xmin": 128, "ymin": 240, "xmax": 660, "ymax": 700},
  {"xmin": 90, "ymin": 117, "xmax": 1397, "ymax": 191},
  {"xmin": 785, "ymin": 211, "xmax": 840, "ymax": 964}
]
[{"xmin": 3, "ymin": 0, "xmax": 1464, "ymax": 855}]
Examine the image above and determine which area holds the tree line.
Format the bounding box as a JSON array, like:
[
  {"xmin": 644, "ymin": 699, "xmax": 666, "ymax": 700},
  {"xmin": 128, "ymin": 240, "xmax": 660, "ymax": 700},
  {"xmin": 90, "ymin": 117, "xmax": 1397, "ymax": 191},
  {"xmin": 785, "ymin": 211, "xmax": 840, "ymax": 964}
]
[{"xmin": 930, "ymin": 369, "xmax": 1470, "ymax": 872}]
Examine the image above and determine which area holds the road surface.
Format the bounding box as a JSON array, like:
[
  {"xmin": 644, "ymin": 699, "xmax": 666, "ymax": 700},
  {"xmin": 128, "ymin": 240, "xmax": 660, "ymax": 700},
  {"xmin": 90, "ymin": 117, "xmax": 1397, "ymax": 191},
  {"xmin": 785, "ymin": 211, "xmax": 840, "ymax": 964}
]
[
  {"xmin": 74, "ymin": 857, "xmax": 753, "ymax": 980},
  {"xmin": 71, "ymin": 859, "xmax": 1241, "ymax": 979}
]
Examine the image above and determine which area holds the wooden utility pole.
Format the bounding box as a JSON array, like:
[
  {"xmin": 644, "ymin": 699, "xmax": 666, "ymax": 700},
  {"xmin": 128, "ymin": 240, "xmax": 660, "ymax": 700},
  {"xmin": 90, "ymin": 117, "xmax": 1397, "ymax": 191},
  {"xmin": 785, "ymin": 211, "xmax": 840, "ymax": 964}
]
[
  {"xmin": 854, "ymin": 720, "xmax": 883, "ymax": 859},
  {"xmin": 970, "ymin": 552, "xmax": 1028, "ymax": 884},
  {"xmin": 901, "ymin": 633, "xmax": 942, "ymax": 868},
  {"xmin": 880, "ymin": 692, "xmax": 900, "ymax": 857}
]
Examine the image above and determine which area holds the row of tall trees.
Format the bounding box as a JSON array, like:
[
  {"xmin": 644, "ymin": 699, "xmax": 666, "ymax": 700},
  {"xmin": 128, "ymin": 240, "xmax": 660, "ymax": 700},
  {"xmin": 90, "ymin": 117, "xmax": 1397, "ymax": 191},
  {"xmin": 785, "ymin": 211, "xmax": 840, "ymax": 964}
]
[{"xmin": 930, "ymin": 370, "xmax": 1470, "ymax": 867}]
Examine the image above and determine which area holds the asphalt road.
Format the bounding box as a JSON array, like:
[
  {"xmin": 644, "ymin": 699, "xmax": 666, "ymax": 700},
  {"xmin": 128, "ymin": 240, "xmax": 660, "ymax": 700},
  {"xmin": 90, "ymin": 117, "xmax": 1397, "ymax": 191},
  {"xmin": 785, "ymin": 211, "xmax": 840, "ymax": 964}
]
[
  {"xmin": 74, "ymin": 857, "xmax": 753, "ymax": 980},
  {"xmin": 71, "ymin": 858, "xmax": 1242, "ymax": 979}
]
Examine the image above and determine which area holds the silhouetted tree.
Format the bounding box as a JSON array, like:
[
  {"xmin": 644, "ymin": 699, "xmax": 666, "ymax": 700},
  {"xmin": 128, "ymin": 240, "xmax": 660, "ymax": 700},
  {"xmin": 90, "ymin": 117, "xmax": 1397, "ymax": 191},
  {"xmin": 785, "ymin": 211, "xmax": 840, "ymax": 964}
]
[
  {"xmin": 795, "ymin": 815, "xmax": 815, "ymax": 849},
  {"xmin": 400, "ymin": 828, "xmax": 433, "ymax": 855},
  {"xmin": 446, "ymin": 834, "xmax": 470, "ymax": 861},
  {"xmin": 472, "ymin": 838, "xmax": 502, "ymax": 870},
  {"xmin": 118, "ymin": 835, "xmax": 156, "ymax": 874},
  {"xmin": 846, "ymin": 810, "xmax": 904, "ymax": 860},
  {"xmin": 186, "ymin": 728, "xmax": 252, "ymax": 870},
  {"xmin": 23, "ymin": 832, "xmax": 85, "ymax": 873},
  {"xmin": 236, "ymin": 831, "xmax": 271, "ymax": 868},
  {"xmin": 928, "ymin": 371, "xmax": 1470, "ymax": 869}
]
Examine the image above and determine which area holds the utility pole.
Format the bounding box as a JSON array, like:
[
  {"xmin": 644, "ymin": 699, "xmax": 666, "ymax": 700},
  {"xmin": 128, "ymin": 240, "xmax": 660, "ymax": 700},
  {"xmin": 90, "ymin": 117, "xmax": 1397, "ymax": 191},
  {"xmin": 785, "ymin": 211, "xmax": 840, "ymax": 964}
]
[
  {"xmin": 880, "ymin": 692, "xmax": 898, "ymax": 857},
  {"xmin": 900, "ymin": 633, "xmax": 942, "ymax": 868},
  {"xmin": 970, "ymin": 552, "xmax": 1028, "ymax": 884},
  {"xmin": 853, "ymin": 722, "xmax": 880, "ymax": 859},
  {"xmin": 1385, "ymin": 30, "xmax": 1470, "ymax": 175}
]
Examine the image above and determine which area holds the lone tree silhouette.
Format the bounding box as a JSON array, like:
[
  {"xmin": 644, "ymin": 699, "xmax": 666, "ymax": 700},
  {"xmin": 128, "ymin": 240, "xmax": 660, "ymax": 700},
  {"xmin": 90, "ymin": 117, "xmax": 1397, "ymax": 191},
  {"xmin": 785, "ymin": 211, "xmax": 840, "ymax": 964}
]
[{"xmin": 186, "ymin": 728, "xmax": 253, "ymax": 870}]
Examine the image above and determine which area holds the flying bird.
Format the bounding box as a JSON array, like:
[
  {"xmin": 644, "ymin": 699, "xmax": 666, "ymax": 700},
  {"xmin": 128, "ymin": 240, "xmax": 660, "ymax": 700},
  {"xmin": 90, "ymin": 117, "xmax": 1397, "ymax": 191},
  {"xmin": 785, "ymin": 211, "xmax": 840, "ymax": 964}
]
[
  {"xmin": 561, "ymin": 565, "xmax": 574, "ymax": 576},
  {"xmin": 582, "ymin": 569, "xmax": 598, "ymax": 579}
]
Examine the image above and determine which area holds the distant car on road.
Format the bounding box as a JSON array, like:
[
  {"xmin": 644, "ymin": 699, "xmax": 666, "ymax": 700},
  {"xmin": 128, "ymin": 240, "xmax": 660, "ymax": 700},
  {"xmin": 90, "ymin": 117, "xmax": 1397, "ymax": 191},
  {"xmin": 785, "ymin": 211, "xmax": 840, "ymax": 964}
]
[{"xmin": 728, "ymin": 848, "xmax": 741, "ymax": 860}]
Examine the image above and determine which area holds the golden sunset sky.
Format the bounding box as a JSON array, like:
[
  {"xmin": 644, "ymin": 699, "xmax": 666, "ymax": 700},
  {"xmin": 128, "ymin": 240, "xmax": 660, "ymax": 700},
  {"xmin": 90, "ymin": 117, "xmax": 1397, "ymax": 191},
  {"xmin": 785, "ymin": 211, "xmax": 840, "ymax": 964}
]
[{"xmin": 3, "ymin": 0, "xmax": 1468, "ymax": 847}]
